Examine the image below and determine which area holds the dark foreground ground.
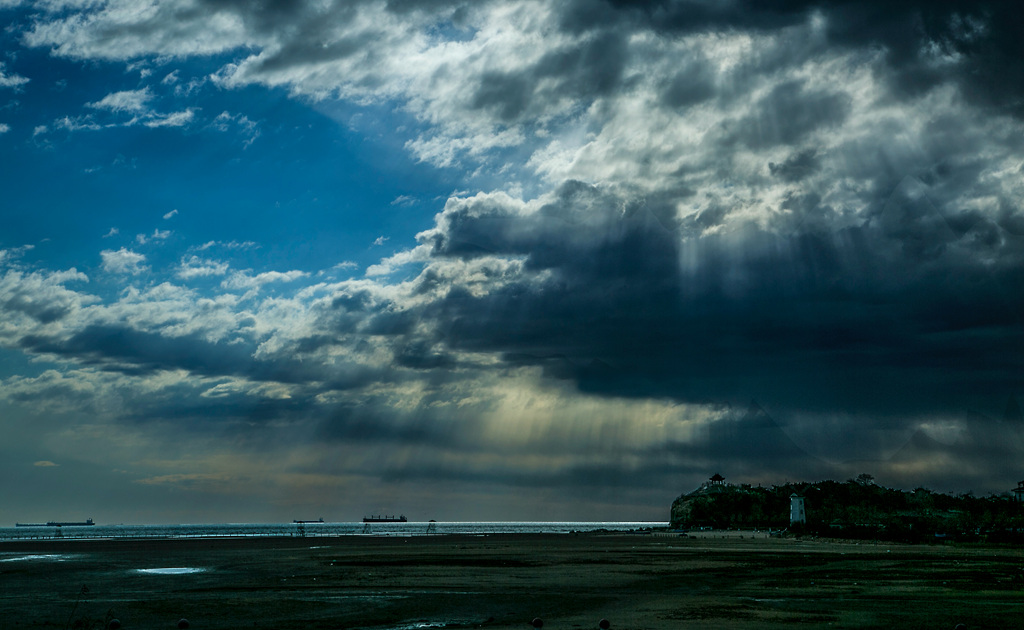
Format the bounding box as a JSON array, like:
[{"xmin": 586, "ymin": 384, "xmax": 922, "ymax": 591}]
[{"xmin": 0, "ymin": 533, "xmax": 1021, "ymax": 630}]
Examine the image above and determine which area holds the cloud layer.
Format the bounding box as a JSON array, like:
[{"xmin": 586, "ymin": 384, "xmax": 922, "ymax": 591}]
[{"xmin": 1, "ymin": 0, "xmax": 1023, "ymax": 521}]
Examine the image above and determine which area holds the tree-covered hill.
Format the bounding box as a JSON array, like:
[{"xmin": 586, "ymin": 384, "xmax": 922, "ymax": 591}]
[{"xmin": 670, "ymin": 475, "xmax": 1024, "ymax": 543}]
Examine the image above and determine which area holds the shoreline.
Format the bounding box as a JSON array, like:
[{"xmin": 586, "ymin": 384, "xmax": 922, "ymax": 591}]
[
  {"xmin": 2, "ymin": 533, "xmax": 1020, "ymax": 629},
  {"xmin": 4, "ymin": 529, "xmax": 1017, "ymax": 556}
]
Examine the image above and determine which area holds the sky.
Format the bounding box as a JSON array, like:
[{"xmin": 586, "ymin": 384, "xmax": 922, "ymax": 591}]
[{"xmin": 1, "ymin": 0, "xmax": 1023, "ymax": 525}]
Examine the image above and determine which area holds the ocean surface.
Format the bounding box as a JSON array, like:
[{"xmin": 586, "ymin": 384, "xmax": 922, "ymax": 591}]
[{"xmin": 0, "ymin": 521, "xmax": 667, "ymax": 541}]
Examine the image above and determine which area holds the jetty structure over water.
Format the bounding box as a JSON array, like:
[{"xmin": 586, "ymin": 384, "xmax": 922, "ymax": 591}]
[
  {"xmin": 16, "ymin": 518, "xmax": 95, "ymax": 527},
  {"xmin": 363, "ymin": 515, "xmax": 407, "ymax": 523}
]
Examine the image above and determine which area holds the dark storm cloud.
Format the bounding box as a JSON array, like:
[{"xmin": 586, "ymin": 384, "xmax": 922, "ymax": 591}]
[
  {"xmin": 0, "ymin": 287, "xmax": 75, "ymax": 323},
  {"xmin": 0, "ymin": 270, "xmax": 89, "ymax": 324},
  {"xmin": 654, "ymin": 403, "xmax": 838, "ymax": 482},
  {"xmin": 660, "ymin": 58, "xmax": 716, "ymax": 109},
  {"xmin": 376, "ymin": 457, "xmax": 675, "ymax": 493},
  {"xmin": 722, "ymin": 80, "xmax": 851, "ymax": 149},
  {"xmin": 468, "ymin": 29, "xmax": 627, "ymax": 123},
  {"xmin": 532, "ymin": 29, "xmax": 627, "ymax": 97},
  {"xmin": 593, "ymin": 0, "xmax": 1024, "ymax": 116},
  {"xmin": 879, "ymin": 407, "xmax": 1024, "ymax": 492},
  {"xmin": 410, "ymin": 180, "xmax": 1024, "ymax": 427},
  {"xmin": 769, "ymin": 149, "xmax": 820, "ymax": 182},
  {"xmin": 312, "ymin": 400, "xmax": 471, "ymax": 448},
  {"xmin": 17, "ymin": 324, "xmax": 334, "ymax": 385},
  {"xmin": 471, "ymin": 71, "xmax": 533, "ymax": 122},
  {"xmin": 128, "ymin": 390, "xmax": 319, "ymax": 427},
  {"xmin": 393, "ymin": 340, "xmax": 456, "ymax": 370},
  {"xmin": 318, "ymin": 407, "xmax": 433, "ymax": 444},
  {"xmin": 21, "ymin": 1, "xmax": 1024, "ymax": 118}
]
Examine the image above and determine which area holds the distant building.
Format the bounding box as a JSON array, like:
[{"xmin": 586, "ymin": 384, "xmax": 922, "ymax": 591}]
[
  {"xmin": 1014, "ymin": 481, "xmax": 1024, "ymax": 504},
  {"xmin": 709, "ymin": 473, "xmax": 725, "ymax": 485},
  {"xmin": 790, "ymin": 494, "xmax": 806, "ymax": 524}
]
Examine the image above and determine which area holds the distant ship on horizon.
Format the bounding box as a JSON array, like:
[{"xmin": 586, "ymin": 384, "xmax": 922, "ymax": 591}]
[
  {"xmin": 293, "ymin": 518, "xmax": 325, "ymax": 524},
  {"xmin": 16, "ymin": 518, "xmax": 95, "ymax": 527},
  {"xmin": 362, "ymin": 514, "xmax": 407, "ymax": 523}
]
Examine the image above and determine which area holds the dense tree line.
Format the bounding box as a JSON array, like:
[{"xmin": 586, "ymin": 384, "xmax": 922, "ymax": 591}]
[{"xmin": 670, "ymin": 476, "xmax": 1024, "ymax": 543}]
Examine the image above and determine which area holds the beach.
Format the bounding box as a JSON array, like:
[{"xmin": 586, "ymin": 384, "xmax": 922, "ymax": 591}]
[{"xmin": 1, "ymin": 533, "xmax": 1021, "ymax": 629}]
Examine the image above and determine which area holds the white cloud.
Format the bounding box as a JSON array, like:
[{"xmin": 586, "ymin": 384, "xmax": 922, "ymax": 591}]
[
  {"xmin": 195, "ymin": 240, "xmax": 258, "ymax": 252},
  {"xmin": 210, "ymin": 111, "xmax": 259, "ymax": 146},
  {"xmin": 87, "ymin": 87, "xmax": 153, "ymax": 113},
  {"xmin": 82, "ymin": 89, "xmax": 193, "ymax": 130},
  {"xmin": 173, "ymin": 76, "xmax": 208, "ymax": 97},
  {"xmin": 0, "ymin": 267, "xmax": 92, "ymax": 337},
  {"xmin": 176, "ymin": 255, "xmax": 229, "ymax": 280},
  {"xmin": 143, "ymin": 108, "xmax": 194, "ymax": 128},
  {"xmin": 0, "ymin": 123, "xmax": 9, "ymax": 134},
  {"xmin": 100, "ymin": 248, "xmax": 147, "ymax": 275},
  {"xmin": 0, "ymin": 244, "xmax": 35, "ymax": 263},
  {"xmin": 136, "ymin": 229, "xmax": 171, "ymax": 245},
  {"xmin": 163, "ymin": 209, "xmax": 178, "ymax": 220},
  {"xmin": 102, "ymin": 282, "xmax": 244, "ymax": 341},
  {"xmin": 365, "ymin": 245, "xmax": 430, "ymax": 277},
  {"xmin": 54, "ymin": 115, "xmax": 101, "ymax": 132},
  {"xmin": 222, "ymin": 270, "xmax": 310, "ymax": 291},
  {"xmin": 0, "ymin": 62, "xmax": 29, "ymax": 89},
  {"xmin": 23, "ymin": 1, "xmax": 252, "ymax": 60}
]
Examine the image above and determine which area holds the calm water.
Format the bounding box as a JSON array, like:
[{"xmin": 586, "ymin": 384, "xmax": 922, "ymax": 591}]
[{"xmin": 0, "ymin": 521, "xmax": 666, "ymax": 541}]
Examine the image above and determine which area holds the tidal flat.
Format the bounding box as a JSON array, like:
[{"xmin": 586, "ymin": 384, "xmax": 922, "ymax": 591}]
[{"xmin": 0, "ymin": 534, "xmax": 1021, "ymax": 629}]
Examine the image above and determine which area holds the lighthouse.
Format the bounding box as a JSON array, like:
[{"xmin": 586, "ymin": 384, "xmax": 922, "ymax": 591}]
[{"xmin": 790, "ymin": 493, "xmax": 806, "ymax": 525}]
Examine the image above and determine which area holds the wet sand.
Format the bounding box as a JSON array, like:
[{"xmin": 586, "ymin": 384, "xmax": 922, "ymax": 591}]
[{"xmin": 1, "ymin": 533, "xmax": 1021, "ymax": 629}]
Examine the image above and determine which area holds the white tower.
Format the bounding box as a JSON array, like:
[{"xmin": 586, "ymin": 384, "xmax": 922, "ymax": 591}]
[{"xmin": 790, "ymin": 493, "xmax": 806, "ymax": 525}]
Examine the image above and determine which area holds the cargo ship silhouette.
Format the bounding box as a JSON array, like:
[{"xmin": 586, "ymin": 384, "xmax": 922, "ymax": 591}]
[{"xmin": 362, "ymin": 515, "xmax": 407, "ymax": 523}]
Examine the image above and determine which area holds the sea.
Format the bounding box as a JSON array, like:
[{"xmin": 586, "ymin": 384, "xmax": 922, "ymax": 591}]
[{"xmin": 0, "ymin": 521, "xmax": 667, "ymax": 541}]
